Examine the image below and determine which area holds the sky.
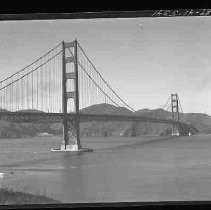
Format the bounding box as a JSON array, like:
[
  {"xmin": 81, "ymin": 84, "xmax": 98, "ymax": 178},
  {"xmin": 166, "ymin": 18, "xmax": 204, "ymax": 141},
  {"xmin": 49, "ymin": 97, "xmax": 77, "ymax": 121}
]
[{"xmin": 0, "ymin": 16, "xmax": 211, "ymax": 114}]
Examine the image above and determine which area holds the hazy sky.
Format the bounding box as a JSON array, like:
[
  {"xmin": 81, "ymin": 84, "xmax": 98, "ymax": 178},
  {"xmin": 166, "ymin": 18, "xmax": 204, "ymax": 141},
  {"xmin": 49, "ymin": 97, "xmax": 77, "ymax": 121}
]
[{"xmin": 0, "ymin": 16, "xmax": 211, "ymax": 114}]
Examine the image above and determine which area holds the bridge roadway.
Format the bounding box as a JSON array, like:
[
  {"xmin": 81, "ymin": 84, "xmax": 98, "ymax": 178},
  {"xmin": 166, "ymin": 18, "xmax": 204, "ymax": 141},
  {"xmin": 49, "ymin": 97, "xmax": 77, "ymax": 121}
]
[{"xmin": 0, "ymin": 111, "xmax": 187, "ymax": 126}]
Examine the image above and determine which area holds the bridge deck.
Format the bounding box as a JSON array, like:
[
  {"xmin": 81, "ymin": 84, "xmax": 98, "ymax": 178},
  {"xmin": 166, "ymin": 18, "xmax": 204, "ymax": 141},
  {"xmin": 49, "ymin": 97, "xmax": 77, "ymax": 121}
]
[{"xmin": 0, "ymin": 112, "xmax": 186, "ymax": 125}]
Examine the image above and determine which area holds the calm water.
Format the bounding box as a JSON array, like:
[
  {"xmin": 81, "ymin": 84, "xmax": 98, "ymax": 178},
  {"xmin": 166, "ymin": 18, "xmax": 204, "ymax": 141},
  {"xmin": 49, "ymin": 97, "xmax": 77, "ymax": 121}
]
[{"xmin": 1, "ymin": 134, "xmax": 211, "ymax": 202}]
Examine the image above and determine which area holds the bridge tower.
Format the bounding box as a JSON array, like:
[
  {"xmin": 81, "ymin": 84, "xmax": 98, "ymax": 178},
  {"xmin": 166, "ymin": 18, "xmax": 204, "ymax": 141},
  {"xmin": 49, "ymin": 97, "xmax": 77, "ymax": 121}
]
[
  {"xmin": 60, "ymin": 40, "xmax": 80, "ymax": 151},
  {"xmin": 54, "ymin": 39, "xmax": 92, "ymax": 152},
  {"xmin": 171, "ymin": 93, "xmax": 180, "ymax": 136}
]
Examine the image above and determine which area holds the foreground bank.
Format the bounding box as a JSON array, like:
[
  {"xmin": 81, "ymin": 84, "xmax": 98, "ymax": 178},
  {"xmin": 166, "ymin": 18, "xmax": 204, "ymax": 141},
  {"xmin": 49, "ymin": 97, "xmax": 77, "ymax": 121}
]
[{"xmin": 0, "ymin": 188, "xmax": 61, "ymax": 205}]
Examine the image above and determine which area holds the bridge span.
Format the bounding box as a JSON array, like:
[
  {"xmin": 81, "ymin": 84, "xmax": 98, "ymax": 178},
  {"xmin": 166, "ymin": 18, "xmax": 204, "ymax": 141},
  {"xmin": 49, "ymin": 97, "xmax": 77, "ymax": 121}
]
[
  {"xmin": 0, "ymin": 39, "xmax": 191, "ymax": 152},
  {"xmin": 0, "ymin": 111, "xmax": 185, "ymax": 125}
]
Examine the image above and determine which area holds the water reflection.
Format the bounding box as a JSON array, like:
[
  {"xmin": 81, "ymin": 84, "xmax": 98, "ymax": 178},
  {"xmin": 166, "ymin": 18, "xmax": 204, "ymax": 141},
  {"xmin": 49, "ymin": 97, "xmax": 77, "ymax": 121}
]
[{"xmin": 60, "ymin": 153, "xmax": 92, "ymax": 202}]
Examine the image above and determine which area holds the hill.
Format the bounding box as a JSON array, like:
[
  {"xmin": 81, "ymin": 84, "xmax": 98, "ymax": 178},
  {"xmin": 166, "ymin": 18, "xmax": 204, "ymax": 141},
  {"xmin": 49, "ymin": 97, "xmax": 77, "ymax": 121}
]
[
  {"xmin": 80, "ymin": 105, "xmax": 208, "ymax": 137},
  {"xmin": 80, "ymin": 104, "xmax": 135, "ymax": 137},
  {"xmin": 0, "ymin": 109, "xmax": 56, "ymax": 138},
  {"xmin": 0, "ymin": 104, "xmax": 210, "ymax": 138},
  {"xmin": 182, "ymin": 113, "xmax": 211, "ymax": 134}
]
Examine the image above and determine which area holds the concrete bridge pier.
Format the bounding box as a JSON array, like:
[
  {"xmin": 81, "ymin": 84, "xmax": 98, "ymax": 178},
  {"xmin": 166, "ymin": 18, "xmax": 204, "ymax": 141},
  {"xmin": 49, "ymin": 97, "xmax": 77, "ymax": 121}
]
[
  {"xmin": 60, "ymin": 119, "xmax": 92, "ymax": 152},
  {"xmin": 52, "ymin": 118, "xmax": 93, "ymax": 153},
  {"xmin": 60, "ymin": 119, "xmax": 81, "ymax": 151},
  {"xmin": 171, "ymin": 129, "xmax": 180, "ymax": 136},
  {"xmin": 171, "ymin": 123, "xmax": 180, "ymax": 136}
]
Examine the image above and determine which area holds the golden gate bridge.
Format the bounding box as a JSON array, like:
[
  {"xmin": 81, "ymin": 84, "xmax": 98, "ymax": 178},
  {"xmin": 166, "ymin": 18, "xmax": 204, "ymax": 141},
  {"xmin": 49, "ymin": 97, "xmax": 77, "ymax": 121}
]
[{"xmin": 0, "ymin": 39, "xmax": 192, "ymax": 152}]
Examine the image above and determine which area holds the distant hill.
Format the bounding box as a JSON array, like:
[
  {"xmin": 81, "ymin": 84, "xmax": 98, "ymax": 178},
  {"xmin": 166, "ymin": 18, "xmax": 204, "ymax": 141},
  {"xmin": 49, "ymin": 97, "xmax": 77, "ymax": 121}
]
[
  {"xmin": 80, "ymin": 104, "xmax": 135, "ymax": 137},
  {"xmin": 15, "ymin": 109, "xmax": 45, "ymax": 113},
  {"xmin": 136, "ymin": 108, "xmax": 171, "ymax": 119},
  {"xmin": 182, "ymin": 113, "xmax": 211, "ymax": 134},
  {"xmin": 80, "ymin": 104, "xmax": 175, "ymax": 137},
  {"xmin": 0, "ymin": 104, "xmax": 210, "ymax": 138},
  {"xmin": 0, "ymin": 109, "xmax": 10, "ymax": 112},
  {"xmin": 81, "ymin": 103, "xmax": 134, "ymax": 115},
  {"xmin": 80, "ymin": 104, "xmax": 209, "ymax": 137},
  {"xmin": 0, "ymin": 109, "xmax": 55, "ymax": 138},
  {"xmin": 135, "ymin": 108, "xmax": 207, "ymax": 135}
]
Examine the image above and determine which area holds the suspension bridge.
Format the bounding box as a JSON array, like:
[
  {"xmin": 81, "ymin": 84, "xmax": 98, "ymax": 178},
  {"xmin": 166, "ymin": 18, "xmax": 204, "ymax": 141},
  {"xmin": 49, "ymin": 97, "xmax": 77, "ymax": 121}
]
[{"xmin": 0, "ymin": 39, "xmax": 191, "ymax": 152}]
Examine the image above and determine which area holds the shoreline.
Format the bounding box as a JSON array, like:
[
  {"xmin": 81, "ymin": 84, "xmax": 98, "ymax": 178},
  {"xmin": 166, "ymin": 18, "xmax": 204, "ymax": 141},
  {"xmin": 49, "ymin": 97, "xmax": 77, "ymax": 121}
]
[{"xmin": 0, "ymin": 188, "xmax": 61, "ymax": 205}]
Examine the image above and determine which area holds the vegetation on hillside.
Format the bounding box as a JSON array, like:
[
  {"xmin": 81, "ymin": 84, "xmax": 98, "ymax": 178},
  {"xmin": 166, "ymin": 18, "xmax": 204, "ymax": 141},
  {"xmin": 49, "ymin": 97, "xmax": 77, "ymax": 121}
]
[
  {"xmin": 0, "ymin": 104, "xmax": 208, "ymax": 138},
  {"xmin": 0, "ymin": 187, "xmax": 60, "ymax": 205}
]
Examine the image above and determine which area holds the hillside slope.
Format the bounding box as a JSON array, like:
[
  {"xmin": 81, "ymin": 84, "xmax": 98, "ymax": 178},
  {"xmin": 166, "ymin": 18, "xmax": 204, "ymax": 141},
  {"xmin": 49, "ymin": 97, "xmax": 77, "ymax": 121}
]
[
  {"xmin": 0, "ymin": 104, "xmax": 210, "ymax": 138},
  {"xmin": 80, "ymin": 104, "xmax": 135, "ymax": 137},
  {"xmin": 80, "ymin": 105, "xmax": 209, "ymax": 136}
]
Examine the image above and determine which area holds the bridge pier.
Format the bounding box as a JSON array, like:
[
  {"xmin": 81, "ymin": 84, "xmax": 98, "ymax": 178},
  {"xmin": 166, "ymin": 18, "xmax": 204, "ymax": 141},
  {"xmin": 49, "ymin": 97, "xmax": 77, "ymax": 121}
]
[
  {"xmin": 61, "ymin": 119, "xmax": 80, "ymax": 151},
  {"xmin": 52, "ymin": 118, "xmax": 92, "ymax": 152},
  {"xmin": 54, "ymin": 119, "xmax": 92, "ymax": 152},
  {"xmin": 52, "ymin": 40, "xmax": 92, "ymax": 153},
  {"xmin": 171, "ymin": 126, "xmax": 180, "ymax": 136}
]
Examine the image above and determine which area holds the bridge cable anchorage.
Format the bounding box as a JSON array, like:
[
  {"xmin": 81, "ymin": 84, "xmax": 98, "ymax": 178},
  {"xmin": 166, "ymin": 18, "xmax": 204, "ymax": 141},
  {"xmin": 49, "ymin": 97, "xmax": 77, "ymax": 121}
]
[{"xmin": 76, "ymin": 42, "xmax": 136, "ymax": 112}]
